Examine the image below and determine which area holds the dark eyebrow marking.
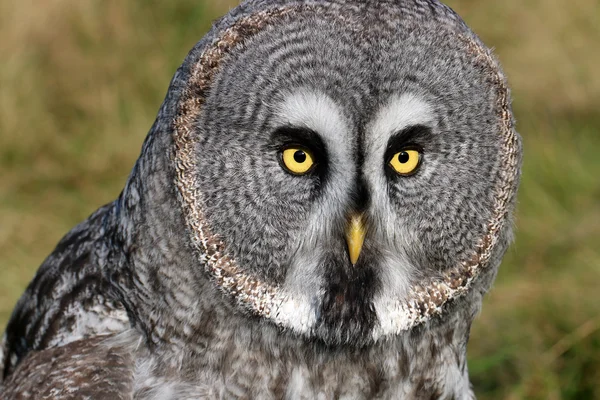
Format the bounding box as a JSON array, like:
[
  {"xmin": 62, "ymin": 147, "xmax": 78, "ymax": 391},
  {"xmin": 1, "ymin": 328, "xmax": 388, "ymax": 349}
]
[
  {"xmin": 269, "ymin": 125, "xmax": 328, "ymax": 160},
  {"xmin": 384, "ymin": 124, "xmax": 433, "ymax": 161}
]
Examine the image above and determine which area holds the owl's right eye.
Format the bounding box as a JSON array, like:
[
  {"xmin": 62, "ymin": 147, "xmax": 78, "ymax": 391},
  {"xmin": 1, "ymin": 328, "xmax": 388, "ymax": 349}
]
[{"xmin": 281, "ymin": 147, "xmax": 315, "ymax": 175}]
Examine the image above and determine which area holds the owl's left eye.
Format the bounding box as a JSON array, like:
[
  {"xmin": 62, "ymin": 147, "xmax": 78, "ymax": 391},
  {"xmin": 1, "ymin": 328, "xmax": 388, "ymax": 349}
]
[
  {"xmin": 389, "ymin": 149, "xmax": 422, "ymax": 176},
  {"xmin": 281, "ymin": 147, "xmax": 315, "ymax": 175}
]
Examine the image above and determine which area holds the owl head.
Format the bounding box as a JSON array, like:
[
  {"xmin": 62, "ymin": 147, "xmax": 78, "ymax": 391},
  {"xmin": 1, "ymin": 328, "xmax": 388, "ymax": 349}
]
[{"xmin": 130, "ymin": 0, "xmax": 521, "ymax": 348}]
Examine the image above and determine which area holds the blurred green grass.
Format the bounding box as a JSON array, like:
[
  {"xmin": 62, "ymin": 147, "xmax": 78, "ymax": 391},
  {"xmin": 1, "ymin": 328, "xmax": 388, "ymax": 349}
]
[{"xmin": 0, "ymin": 0, "xmax": 598, "ymax": 398}]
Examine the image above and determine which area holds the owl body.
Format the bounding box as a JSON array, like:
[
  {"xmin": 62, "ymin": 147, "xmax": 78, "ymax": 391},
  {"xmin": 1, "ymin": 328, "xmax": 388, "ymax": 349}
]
[{"xmin": 1, "ymin": 0, "xmax": 521, "ymax": 398}]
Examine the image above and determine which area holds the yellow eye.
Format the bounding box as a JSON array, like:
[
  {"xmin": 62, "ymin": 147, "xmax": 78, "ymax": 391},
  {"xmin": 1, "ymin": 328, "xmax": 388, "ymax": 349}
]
[
  {"xmin": 389, "ymin": 149, "xmax": 421, "ymax": 176},
  {"xmin": 281, "ymin": 147, "xmax": 315, "ymax": 175}
]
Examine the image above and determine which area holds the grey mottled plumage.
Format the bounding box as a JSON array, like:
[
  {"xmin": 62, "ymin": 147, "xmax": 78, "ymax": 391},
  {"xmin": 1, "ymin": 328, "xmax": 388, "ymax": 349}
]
[{"xmin": 0, "ymin": 0, "xmax": 522, "ymax": 398}]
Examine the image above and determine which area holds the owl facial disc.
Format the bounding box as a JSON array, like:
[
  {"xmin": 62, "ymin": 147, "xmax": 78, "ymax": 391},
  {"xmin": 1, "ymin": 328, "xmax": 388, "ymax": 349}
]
[{"xmin": 173, "ymin": 4, "xmax": 521, "ymax": 345}]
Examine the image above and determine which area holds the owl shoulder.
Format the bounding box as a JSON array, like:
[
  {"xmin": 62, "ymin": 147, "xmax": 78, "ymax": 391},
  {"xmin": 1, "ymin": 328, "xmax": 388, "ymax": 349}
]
[
  {"xmin": 1, "ymin": 334, "xmax": 134, "ymax": 399},
  {"xmin": 1, "ymin": 202, "xmax": 129, "ymax": 378}
]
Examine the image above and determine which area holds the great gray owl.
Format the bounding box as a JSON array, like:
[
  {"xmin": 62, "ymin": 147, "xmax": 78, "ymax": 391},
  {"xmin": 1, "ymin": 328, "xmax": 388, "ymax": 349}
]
[{"xmin": 0, "ymin": 0, "xmax": 522, "ymax": 398}]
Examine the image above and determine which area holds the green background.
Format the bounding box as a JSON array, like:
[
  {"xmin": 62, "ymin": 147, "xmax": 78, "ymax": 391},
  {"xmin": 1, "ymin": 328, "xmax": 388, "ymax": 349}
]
[{"xmin": 1, "ymin": 1, "xmax": 598, "ymax": 398}]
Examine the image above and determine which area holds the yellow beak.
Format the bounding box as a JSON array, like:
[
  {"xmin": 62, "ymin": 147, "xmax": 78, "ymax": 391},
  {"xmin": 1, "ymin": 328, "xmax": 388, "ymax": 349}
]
[{"xmin": 346, "ymin": 213, "xmax": 367, "ymax": 265}]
